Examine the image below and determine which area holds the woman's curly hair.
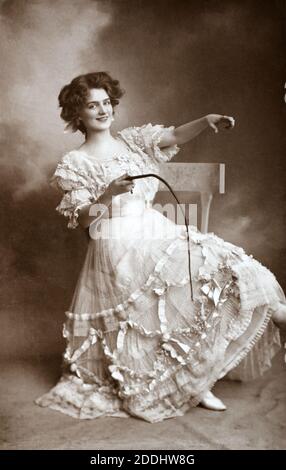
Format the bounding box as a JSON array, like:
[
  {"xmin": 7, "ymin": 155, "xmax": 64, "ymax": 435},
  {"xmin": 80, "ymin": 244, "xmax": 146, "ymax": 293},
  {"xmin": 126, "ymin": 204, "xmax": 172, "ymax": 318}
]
[{"xmin": 58, "ymin": 72, "xmax": 125, "ymax": 134}]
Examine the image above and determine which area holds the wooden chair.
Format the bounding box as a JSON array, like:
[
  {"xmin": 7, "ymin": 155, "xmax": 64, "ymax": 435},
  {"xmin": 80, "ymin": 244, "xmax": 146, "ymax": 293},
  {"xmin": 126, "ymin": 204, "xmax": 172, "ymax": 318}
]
[{"xmin": 156, "ymin": 163, "xmax": 225, "ymax": 233}]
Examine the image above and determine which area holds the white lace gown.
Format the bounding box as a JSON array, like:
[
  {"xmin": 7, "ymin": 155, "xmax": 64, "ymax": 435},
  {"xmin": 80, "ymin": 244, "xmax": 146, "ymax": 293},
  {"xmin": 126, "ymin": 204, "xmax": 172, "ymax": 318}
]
[{"xmin": 35, "ymin": 123, "xmax": 285, "ymax": 423}]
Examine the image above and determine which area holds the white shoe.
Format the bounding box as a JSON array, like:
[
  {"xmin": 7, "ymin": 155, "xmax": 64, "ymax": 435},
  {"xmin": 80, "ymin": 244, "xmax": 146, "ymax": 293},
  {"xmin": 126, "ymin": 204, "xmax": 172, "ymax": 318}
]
[{"xmin": 199, "ymin": 391, "xmax": 227, "ymax": 411}]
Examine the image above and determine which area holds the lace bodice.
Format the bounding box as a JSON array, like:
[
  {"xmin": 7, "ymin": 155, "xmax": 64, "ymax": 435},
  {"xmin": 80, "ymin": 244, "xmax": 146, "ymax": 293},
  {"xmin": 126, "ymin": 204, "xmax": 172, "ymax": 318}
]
[{"xmin": 50, "ymin": 123, "xmax": 180, "ymax": 229}]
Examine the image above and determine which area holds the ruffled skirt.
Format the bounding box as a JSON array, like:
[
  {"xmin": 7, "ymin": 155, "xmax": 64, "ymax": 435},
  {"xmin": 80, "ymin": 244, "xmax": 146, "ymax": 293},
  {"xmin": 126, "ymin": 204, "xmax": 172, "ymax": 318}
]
[{"xmin": 35, "ymin": 207, "xmax": 285, "ymax": 422}]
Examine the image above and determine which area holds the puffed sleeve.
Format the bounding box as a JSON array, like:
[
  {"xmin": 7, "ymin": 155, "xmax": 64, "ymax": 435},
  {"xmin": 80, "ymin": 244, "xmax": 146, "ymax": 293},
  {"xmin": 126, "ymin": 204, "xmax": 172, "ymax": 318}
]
[
  {"xmin": 118, "ymin": 123, "xmax": 180, "ymax": 163},
  {"xmin": 50, "ymin": 158, "xmax": 105, "ymax": 230}
]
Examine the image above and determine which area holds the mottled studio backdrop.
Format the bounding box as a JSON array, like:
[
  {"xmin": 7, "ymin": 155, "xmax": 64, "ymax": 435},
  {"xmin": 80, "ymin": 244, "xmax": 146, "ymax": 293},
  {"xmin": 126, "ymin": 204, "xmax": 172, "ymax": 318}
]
[{"xmin": 0, "ymin": 0, "xmax": 285, "ymax": 359}]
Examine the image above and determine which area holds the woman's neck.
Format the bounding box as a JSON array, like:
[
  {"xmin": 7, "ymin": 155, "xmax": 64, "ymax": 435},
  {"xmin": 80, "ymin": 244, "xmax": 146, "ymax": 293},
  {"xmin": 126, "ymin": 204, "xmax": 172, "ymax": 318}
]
[
  {"xmin": 84, "ymin": 129, "xmax": 114, "ymax": 146},
  {"xmin": 79, "ymin": 128, "xmax": 124, "ymax": 157}
]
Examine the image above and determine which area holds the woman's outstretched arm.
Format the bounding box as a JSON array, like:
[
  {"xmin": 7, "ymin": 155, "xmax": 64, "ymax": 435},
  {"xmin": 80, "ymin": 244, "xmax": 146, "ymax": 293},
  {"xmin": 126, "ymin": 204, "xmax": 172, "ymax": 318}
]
[{"xmin": 159, "ymin": 114, "xmax": 235, "ymax": 147}]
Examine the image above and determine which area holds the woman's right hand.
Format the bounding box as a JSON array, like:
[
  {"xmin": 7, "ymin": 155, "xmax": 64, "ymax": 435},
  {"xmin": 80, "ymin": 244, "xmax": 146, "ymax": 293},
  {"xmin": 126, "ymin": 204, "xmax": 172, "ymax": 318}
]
[{"xmin": 107, "ymin": 173, "xmax": 134, "ymax": 196}]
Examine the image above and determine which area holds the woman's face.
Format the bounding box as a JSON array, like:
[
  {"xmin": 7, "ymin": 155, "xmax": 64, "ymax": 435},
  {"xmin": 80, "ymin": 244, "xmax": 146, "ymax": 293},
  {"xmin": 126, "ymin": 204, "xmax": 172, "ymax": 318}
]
[{"xmin": 78, "ymin": 88, "xmax": 114, "ymax": 133}]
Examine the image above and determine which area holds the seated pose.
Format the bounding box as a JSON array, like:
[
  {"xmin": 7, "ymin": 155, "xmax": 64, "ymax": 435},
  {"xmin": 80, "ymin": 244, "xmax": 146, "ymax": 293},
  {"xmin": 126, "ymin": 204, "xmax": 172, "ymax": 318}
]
[{"xmin": 35, "ymin": 72, "xmax": 286, "ymax": 422}]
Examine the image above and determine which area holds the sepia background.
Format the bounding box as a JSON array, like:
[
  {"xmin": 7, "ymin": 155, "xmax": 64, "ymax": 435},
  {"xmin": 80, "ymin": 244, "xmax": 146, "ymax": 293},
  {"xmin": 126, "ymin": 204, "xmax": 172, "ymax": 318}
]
[
  {"xmin": 1, "ymin": 0, "xmax": 286, "ymax": 452},
  {"xmin": 0, "ymin": 0, "xmax": 285, "ymax": 362}
]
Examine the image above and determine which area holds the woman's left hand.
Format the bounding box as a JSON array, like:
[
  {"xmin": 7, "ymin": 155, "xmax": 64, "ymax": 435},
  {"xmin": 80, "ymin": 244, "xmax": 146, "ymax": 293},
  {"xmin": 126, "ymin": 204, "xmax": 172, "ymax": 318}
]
[{"xmin": 206, "ymin": 114, "xmax": 235, "ymax": 133}]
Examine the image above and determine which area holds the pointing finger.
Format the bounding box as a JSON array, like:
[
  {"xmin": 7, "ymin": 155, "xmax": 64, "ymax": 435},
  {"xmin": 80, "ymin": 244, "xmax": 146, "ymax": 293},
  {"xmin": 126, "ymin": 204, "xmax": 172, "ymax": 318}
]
[{"xmin": 210, "ymin": 123, "xmax": 218, "ymax": 133}]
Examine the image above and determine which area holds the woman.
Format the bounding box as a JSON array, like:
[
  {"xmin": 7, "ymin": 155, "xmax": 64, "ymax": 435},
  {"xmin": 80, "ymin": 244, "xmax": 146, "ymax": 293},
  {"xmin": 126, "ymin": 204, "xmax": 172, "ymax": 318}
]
[{"xmin": 36, "ymin": 72, "xmax": 286, "ymax": 422}]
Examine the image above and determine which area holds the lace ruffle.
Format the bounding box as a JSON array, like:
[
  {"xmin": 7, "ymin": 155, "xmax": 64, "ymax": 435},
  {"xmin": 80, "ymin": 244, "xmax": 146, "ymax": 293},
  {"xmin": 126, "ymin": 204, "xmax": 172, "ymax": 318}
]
[
  {"xmin": 35, "ymin": 374, "xmax": 129, "ymax": 420},
  {"xmin": 49, "ymin": 157, "xmax": 108, "ymax": 229},
  {"xmin": 55, "ymin": 189, "xmax": 96, "ymax": 230},
  {"xmin": 117, "ymin": 123, "xmax": 180, "ymax": 164}
]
